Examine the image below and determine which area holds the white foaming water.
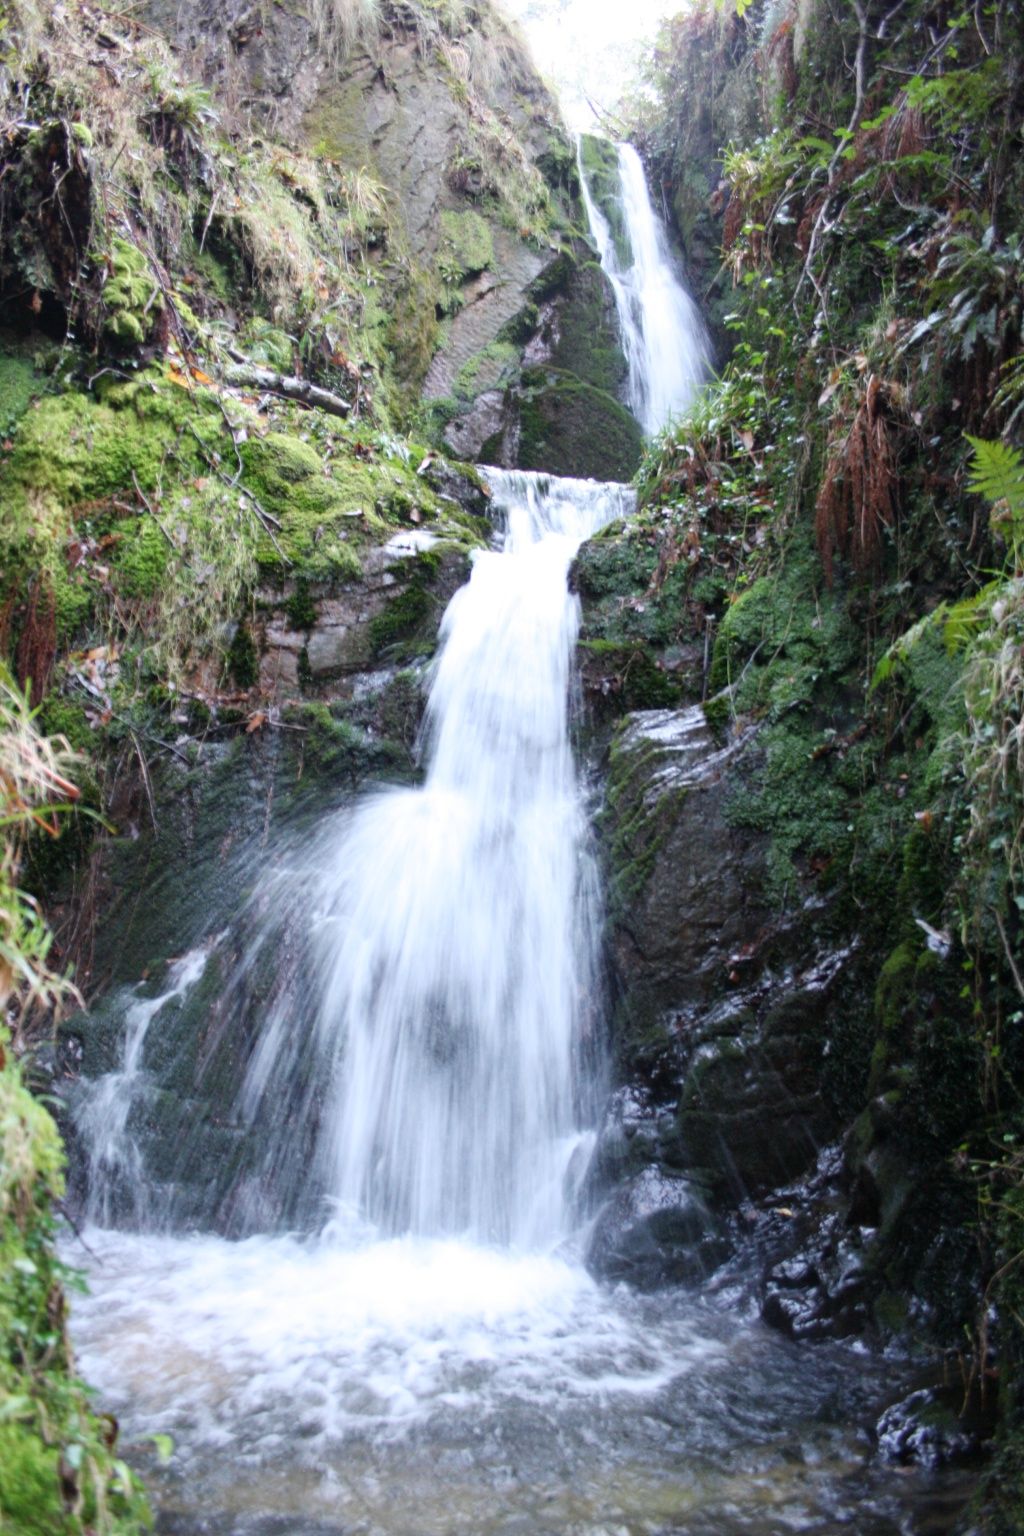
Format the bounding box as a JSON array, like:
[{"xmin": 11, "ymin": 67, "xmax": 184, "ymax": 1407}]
[
  {"xmin": 581, "ymin": 140, "xmax": 710, "ymax": 435},
  {"xmin": 312, "ymin": 470, "xmax": 631, "ymax": 1244}
]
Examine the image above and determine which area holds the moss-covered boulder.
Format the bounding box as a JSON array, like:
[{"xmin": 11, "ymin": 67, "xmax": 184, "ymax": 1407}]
[{"xmin": 516, "ymin": 366, "xmax": 643, "ymax": 482}]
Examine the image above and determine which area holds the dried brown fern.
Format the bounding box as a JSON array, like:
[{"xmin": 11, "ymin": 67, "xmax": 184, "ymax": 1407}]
[
  {"xmin": 815, "ymin": 374, "xmax": 904, "ymax": 582},
  {"xmin": 14, "ymin": 579, "xmax": 57, "ymax": 708}
]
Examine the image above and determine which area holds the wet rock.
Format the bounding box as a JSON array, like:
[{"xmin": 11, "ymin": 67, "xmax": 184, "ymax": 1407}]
[
  {"xmin": 586, "ymin": 1166, "xmax": 730, "ymax": 1288},
  {"xmin": 604, "ymin": 707, "xmax": 767, "ymax": 1022},
  {"xmin": 593, "ymin": 704, "xmax": 863, "ymax": 1242},
  {"xmin": 761, "ymin": 1240, "xmax": 870, "ymax": 1343},
  {"xmin": 514, "ymin": 365, "xmax": 643, "ymax": 483},
  {"xmin": 877, "ymin": 1389, "xmax": 980, "ymax": 1468},
  {"xmin": 258, "ymin": 539, "xmax": 470, "ymax": 693},
  {"xmin": 421, "ymin": 459, "xmax": 492, "ymax": 520},
  {"xmin": 443, "ymin": 390, "xmax": 512, "ymax": 464}
]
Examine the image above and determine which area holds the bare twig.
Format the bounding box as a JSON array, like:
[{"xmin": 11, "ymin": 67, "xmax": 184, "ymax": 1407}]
[
  {"xmin": 794, "ymin": 0, "xmax": 870, "ymax": 313},
  {"xmin": 184, "ymin": 422, "xmax": 291, "ymax": 565},
  {"xmin": 198, "ymin": 189, "xmax": 220, "ymax": 255},
  {"xmin": 129, "ymin": 728, "xmax": 158, "ymax": 831},
  {"xmin": 995, "ymin": 911, "xmax": 1024, "ymax": 1001},
  {"xmin": 131, "ymin": 471, "xmax": 191, "ymax": 566}
]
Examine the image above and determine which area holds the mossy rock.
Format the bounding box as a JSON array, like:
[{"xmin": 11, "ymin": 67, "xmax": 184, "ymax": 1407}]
[
  {"xmin": 548, "ymin": 259, "xmax": 628, "ymax": 396},
  {"xmin": 0, "ymin": 370, "xmax": 219, "ymax": 636},
  {"xmin": 453, "ymin": 341, "xmax": 520, "ymax": 403},
  {"xmin": 367, "ymin": 546, "xmax": 470, "ymax": 662},
  {"xmin": 239, "ymin": 430, "xmax": 438, "ymax": 580},
  {"xmin": 516, "ymin": 367, "xmax": 642, "ymax": 482},
  {"xmin": 437, "ymin": 209, "xmax": 495, "ymax": 285}
]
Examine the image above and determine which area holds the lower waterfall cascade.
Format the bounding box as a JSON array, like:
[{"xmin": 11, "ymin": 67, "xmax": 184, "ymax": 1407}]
[{"xmin": 66, "ymin": 470, "xmax": 975, "ymax": 1536}]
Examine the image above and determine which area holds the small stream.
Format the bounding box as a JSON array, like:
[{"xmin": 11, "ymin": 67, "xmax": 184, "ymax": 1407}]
[{"xmin": 65, "ymin": 466, "xmax": 973, "ymax": 1536}]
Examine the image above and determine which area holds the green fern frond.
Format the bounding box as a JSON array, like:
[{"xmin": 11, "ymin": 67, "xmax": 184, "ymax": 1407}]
[{"xmin": 965, "ymin": 436, "xmax": 1024, "ymax": 516}]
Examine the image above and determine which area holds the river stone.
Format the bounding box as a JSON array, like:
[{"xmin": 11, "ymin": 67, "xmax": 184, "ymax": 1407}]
[
  {"xmin": 876, "ymin": 1388, "xmax": 980, "ymax": 1468},
  {"xmin": 586, "ymin": 1166, "xmax": 729, "ymax": 1288}
]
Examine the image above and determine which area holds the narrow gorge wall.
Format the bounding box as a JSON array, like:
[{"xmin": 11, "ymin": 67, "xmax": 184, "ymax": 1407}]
[{"xmin": 573, "ymin": 0, "xmax": 1024, "ymax": 1430}]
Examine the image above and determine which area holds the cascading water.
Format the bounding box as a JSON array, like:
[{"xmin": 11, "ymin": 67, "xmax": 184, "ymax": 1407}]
[
  {"xmin": 64, "ymin": 195, "xmax": 969, "ymax": 1536},
  {"xmin": 580, "ymin": 139, "xmax": 710, "ymax": 435},
  {"xmin": 65, "ymin": 471, "xmax": 972, "ymax": 1536},
  {"xmin": 314, "ymin": 472, "xmax": 613, "ymax": 1244}
]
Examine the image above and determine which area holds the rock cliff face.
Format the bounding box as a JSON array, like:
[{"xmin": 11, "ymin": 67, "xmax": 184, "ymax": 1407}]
[
  {"xmin": 583, "ymin": 698, "xmax": 857, "ymax": 1287},
  {"xmin": 138, "ymin": 0, "xmax": 640, "ymax": 478}
]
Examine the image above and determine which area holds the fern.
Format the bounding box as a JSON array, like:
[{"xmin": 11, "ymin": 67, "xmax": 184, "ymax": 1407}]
[
  {"xmin": 966, "ymin": 436, "xmax": 1024, "ymax": 571},
  {"xmin": 966, "ymin": 436, "xmax": 1024, "ymax": 515}
]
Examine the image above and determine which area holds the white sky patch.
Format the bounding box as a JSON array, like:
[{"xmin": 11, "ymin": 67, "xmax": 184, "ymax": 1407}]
[{"xmin": 500, "ymin": 0, "xmax": 675, "ymax": 129}]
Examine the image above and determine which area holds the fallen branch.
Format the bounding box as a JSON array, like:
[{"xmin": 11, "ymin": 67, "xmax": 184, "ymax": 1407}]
[{"xmin": 224, "ymin": 364, "xmax": 351, "ymax": 418}]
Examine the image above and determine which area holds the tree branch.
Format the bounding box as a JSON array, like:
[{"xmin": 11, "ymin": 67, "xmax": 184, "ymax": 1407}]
[{"xmin": 224, "ymin": 365, "xmax": 351, "ymax": 419}]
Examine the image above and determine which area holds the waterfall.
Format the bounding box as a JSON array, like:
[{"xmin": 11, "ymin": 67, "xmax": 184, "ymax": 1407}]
[
  {"xmin": 580, "ymin": 140, "xmax": 710, "ymax": 435},
  {"xmin": 65, "ymin": 445, "xmax": 956, "ymax": 1536},
  {"xmin": 73, "ymin": 947, "xmax": 210, "ymax": 1226},
  {"xmin": 310, "ymin": 470, "xmax": 629, "ymax": 1244},
  {"xmin": 73, "ymin": 470, "xmax": 632, "ymax": 1243}
]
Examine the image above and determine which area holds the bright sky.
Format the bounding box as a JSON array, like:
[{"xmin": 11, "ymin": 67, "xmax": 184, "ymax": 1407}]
[{"xmin": 499, "ymin": 0, "xmax": 675, "ymax": 128}]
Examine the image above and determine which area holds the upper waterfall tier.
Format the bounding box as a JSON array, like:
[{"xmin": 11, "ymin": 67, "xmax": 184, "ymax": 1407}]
[{"xmin": 580, "ymin": 140, "xmax": 710, "ymax": 436}]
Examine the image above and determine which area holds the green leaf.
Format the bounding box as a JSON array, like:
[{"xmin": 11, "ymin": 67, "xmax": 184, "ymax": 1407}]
[{"xmin": 148, "ymin": 1432, "xmax": 175, "ymax": 1464}]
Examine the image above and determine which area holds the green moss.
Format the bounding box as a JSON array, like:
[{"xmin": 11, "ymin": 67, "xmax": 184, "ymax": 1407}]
[
  {"xmin": 301, "ymin": 77, "xmax": 372, "ymax": 166},
  {"xmin": 602, "ymin": 723, "xmax": 686, "ymax": 917},
  {"xmin": 240, "ymin": 432, "xmax": 373, "ymax": 579},
  {"xmin": 579, "ymin": 640, "xmax": 683, "ymax": 710},
  {"xmin": 240, "ymin": 321, "xmax": 294, "ymax": 373},
  {"xmin": 0, "ymin": 1044, "xmax": 151, "ymax": 1535},
  {"xmin": 437, "ymin": 209, "xmax": 495, "ymax": 284},
  {"xmin": 189, "ymin": 247, "xmax": 234, "ymax": 304},
  {"xmin": 368, "ymin": 583, "xmax": 432, "ymax": 659},
  {"xmin": 517, "ymin": 367, "xmax": 642, "ymax": 482},
  {"xmin": 4, "ymin": 394, "xmax": 161, "ymax": 540},
  {"xmin": 0, "ymin": 350, "xmax": 43, "ymax": 441},
  {"xmin": 227, "ymin": 621, "xmax": 260, "ymax": 688},
  {"xmin": 113, "ymin": 516, "xmax": 171, "ymax": 599},
  {"xmin": 102, "ymin": 237, "xmax": 163, "ymax": 349},
  {"xmin": 360, "ymin": 545, "xmax": 466, "ymax": 662},
  {"xmin": 34, "ymin": 696, "xmax": 93, "ymax": 755},
  {"xmin": 527, "ymin": 251, "xmax": 575, "ymax": 305},
  {"xmin": 548, "ymin": 260, "xmax": 627, "ymax": 395},
  {"xmin": 287, "ymin": 700, "xmax": 405, "ymax": 781},
  {"xmin": 0, "ymin": 374, "xmax": 222, "ymax": 652},
  {"xmin": 453, "ymin": 341, "xmax": 519, "ymax": 403},
  {"xmin": 241, "ymin": 431, "xmax": 441, "ymax": 580},
  {"xmin": 285, "ymin": 576, "xmax": 318, "ymax": 632},
  {"xmin": 387, "ymin": 264, "xmax": 443, "ymax": 406},
  {"xmin": 579, "ymin": 134, "xmax": 632, "ymax": 268}
]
